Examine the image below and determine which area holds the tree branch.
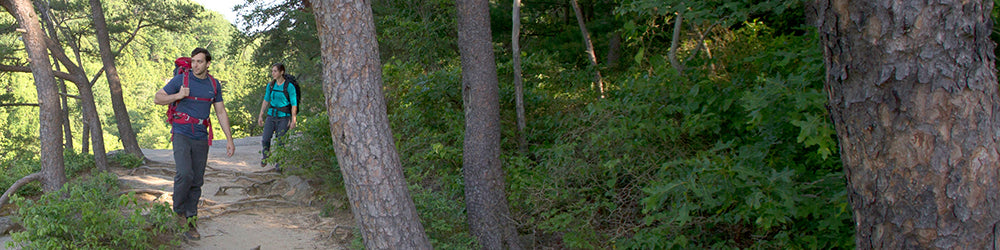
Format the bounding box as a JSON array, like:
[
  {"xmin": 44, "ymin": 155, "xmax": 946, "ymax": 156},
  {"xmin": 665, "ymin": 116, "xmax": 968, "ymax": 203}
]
[
  {"xmin": 0, "ymin": 64, "xmax": 77, "ymax": 81},
  {"xmin": 0, "ymin": 172, "xmax": 43, "ymax": 208},
  {"xmin": 0, "ymin": 103, "xmax": 39, "ymax": 107},
  {"xmin": 88, "ymin": 17, "xmax": 145, "ymax": 86}
]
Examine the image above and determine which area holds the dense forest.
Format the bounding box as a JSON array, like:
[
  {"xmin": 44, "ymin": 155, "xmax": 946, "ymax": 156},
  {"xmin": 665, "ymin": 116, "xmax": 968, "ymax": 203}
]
[{"xmin": 2, "ymin": 0, "xmax": 999, "ymax": 248}]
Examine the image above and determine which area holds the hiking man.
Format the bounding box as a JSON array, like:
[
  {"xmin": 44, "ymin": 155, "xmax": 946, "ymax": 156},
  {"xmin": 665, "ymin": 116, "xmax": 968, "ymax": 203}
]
[
  {"xmin": 154, "ymin": 47, "xmax": 235, "ymax": 240},
  {"xmin": 257, "ymin": 63, "xmax": 297, "ymax": 172}
]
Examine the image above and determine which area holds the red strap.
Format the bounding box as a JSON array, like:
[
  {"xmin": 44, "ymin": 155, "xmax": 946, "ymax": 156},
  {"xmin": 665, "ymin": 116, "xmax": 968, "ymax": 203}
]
[
  {"xmin": 180, "ymin": 70, "xmax": 219, "ymax": 102},
  {"xmin": 170, "ymin": 111, "xmax": 214, "ymax": 146}
]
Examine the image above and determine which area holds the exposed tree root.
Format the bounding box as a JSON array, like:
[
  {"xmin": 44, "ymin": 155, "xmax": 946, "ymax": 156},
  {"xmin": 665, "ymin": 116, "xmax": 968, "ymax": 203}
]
[
  {"xmin": 118, "ymin": 188, "xmax": 169, "ymax": 197},
  {"xmin": 0, "ymin": 172, "xmax": 43, "ymax": 208},
  {"xmin": 127, "ymin": 166, "xmax": 174, "ymax": 176}
]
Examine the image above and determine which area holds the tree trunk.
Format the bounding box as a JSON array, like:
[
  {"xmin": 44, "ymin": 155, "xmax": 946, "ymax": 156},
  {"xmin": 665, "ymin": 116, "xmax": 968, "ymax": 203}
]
[
  {"xmin": 90, "ymin": 0, "xmax": 143, "ymax": 159},
  {"xmin": 457, "ymin": 0, "xmax": 522, "ymax": 248},
  {"xmin": 512, "ymin": 0, "xmax": 527, "ymax": 154},
  {"xmin": 58, "ymin": 59, "xmax": 72, "ymax": 151},
  {"xmin": 570, "ymin": 0, "xmax": 603, "ymax": 98},
  {"xmin": 81, "ymin": 122, "xmax": 90, "ymax": 154},
  {"xmin": 668, "ymin": 12, "xmax": 683, "ymax": 74},
  {"xmin": 36, "ymin": 1, "xmax": 73, "ymax": 152},
  {"xmin": 605, "ymin": 32, "xmax": 621, "ymax": 69},
  {"xmin": 2, "ymin": 0, "xmax": 66, "ymax": 193},
  {"xmin": 311, "ymin": 1, "xmax": 431, "ymax": 249},
  {"xmin": 39, "ymin": 20, "xmax": 108, "ymax": 171},
  {"xmin": 812, "ymin": 0, "xmax": 1000, "ymax": 247}
]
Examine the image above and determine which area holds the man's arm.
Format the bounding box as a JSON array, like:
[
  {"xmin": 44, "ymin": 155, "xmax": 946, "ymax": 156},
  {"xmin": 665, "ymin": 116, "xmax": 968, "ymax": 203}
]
[
  {"xmin": 154, "ymin": 86, "xmax": 189, "ymax": 105},
  {"xmin": 214, "ymin": 101, "xmax": 236, "ymax": 157}
]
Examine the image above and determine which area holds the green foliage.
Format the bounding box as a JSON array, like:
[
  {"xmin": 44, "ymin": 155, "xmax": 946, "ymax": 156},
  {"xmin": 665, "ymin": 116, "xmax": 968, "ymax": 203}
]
[
  {"xmin": 268, "ymin": 113, "xmax": 339, "ymax": 183},
  {"xmin": 8, "ymin": 172, "xmax": 181, "ymax": 249},
  {"xmin": 63, "ymin": 150, "xmax": 96, "ymax": 179},
  {"xmin": 108, "ymin": 151, "xmax": 144, "ymax": 169},
  {"xmin": 383, "ymin": 61, "xmax": 476, "ymax": 248},
  {"xmin": 0, "ymin": 158, "xmax": 43, "ymax": 199}
]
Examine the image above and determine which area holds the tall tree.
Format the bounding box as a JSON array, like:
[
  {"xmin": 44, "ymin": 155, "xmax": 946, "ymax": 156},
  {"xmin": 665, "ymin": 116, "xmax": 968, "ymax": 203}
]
[
  {"xmin": 569, "ymin": 0, "xmax": 603, "ymax": 98},
  {"xmin": 311, "ymin": 0, "xmax": 431, "ymax": 248},
  {"xmin": 1, "ymin": 0, "xmax": 65, "ymax": 193},
  {"xmin": 812, "ymin": 0, "xmax": 1000, "ymax": 247},
  {"xmin": 36, "ymin": 0, "xmax": 74, "ymax": 151},
  {"xmin": 90, "ymin": 0, "xmax": 143, "ymax": 159},
  {"xmin": 512, "ymin": 0, "xmax": 526, "ymax": 154},
  {"xmin": 456, "ymin": 0, "xmax": 522, "ymax": 248}
]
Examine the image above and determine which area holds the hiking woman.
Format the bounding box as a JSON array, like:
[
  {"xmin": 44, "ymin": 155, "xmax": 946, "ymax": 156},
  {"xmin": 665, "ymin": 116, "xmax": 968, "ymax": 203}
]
[{"xmin": 257, "ymin": 63, "xmax": 297, "ymax": 172}]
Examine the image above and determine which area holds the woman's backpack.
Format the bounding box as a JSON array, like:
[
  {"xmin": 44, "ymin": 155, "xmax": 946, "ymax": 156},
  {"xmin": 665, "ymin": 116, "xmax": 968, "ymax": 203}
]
[{"xmin": 266, "ymin": 73, "xmax": 301, "ymax": 114}]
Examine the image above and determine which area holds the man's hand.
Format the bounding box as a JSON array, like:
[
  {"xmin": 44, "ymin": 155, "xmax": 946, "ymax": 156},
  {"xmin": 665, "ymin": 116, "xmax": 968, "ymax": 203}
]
[
  {"xmin": 178, "ymin": 86, "xmax": 190, "ymax": 98},
  {"xmin": 226, "ymin": 139, "xmax": 235, "ymax": 157},
  {"xmin": 258, "ymin": 116, "xmax": 265, "ymax": 126},
  {"xmin": 289, "ymin": 118, "xmax": 297, "ymax": 130}
]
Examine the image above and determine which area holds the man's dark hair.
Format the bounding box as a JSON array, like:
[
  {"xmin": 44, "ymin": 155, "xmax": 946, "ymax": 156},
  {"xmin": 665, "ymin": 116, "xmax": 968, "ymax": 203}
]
[
  {"xmin": 271, "ymin": 63, "xmax": 286, "ymax": 73},
  {"xmin": 191, "ymin": 47, "xmax": 212, "ymax": 62}
]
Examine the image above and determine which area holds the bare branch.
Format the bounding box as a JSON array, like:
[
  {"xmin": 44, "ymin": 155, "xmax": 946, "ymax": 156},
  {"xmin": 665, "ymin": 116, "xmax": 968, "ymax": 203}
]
[
  {"xmin": 0, "ymin": 172, "xmax": 43, "ymax": 208},
  {"xmin": 0, "ymin": 64, "xmax": 78, "ymax": 81},
  {"xmin": 0, "ymin": 103, "xmax": 38, "ymax": 107}
]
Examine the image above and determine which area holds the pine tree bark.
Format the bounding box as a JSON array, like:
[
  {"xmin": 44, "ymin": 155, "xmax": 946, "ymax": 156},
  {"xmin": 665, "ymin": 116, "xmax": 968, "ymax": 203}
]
[
  {"xmin": 90, "ymin": 0, "xmax": 143, "ymax": 159},
  {"xmin": 311, "ymin": 1, "xmax": 431, "ymax": 249},
  {"xmin": 812, "ymin": 0, "xmax": 1000, "ymax": 247},
  {"xmin": 457, "ymin": 0, "xmax": 522, "ymax": 248},
  {"xmin": 2, "ymin": 0, "xmax": 66, "ymax": 192},
  {"xmin": 35, "ymin": 1, "xmax": 74, "ymax": 151}
]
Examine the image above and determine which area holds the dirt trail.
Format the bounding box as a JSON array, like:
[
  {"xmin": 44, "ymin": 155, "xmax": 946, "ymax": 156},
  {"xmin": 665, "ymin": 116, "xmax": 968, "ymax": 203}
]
[{"xmin": 2, "ymin": 136, "xmax": 354, "ymax": 250}]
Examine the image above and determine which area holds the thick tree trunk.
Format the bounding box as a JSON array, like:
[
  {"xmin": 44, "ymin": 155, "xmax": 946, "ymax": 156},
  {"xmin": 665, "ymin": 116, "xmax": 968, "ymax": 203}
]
[
  {"xmin": 81, "ymin": 122, "xmax": 90, "ymax": 154},
  {"xmin": 457, "ymin": 0, "xmax": 522, "ymax": 249},
  {"xmin": 311, "ymin": 1, "xmax": 431, "ymax": 249},
  {"xmin": 812, "ymin": 0, "xmax": 1000, "ymax": 248},
  {"xmin": 3, "ymin": 0, "xmax": 66, "ymax": 193},
  {"xmin": 90, "ymin": 0, "xmax": 143, "ymax": 159},
  {"xmin": 36, "ymin": 1, "xmax": 73, "ymax": 151},
  {"xmin": 569, "ymin": 0, "xmax": 603, "ymax": 98},
  {"xmin": 512, "ymin": 0, "xmax": 527, "ymax": 154}
]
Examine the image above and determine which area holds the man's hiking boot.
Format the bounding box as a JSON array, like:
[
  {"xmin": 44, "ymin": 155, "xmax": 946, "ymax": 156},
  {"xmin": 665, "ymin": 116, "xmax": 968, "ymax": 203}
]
[
  {"xmin": 180, "ymin": 215, "xmax": 200, "ymax": 241},
  {"xmin": 184, "ymin": 227, "xmax": 201, "ymax": 241}
]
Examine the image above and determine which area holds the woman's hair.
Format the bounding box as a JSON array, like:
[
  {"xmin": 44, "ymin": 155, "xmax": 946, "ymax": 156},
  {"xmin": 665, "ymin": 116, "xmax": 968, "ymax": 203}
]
[{"xmin": 271, "ymin": 63, "xmax": 286, "ymax": 73}]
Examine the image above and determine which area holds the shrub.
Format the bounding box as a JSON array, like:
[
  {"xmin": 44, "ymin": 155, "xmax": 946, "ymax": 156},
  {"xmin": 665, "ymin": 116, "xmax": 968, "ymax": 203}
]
[
  {"xmin": 8, "ymin": 172, "xmax": 181, "ymax": 249},
  {"xmin": 108, "ymin": 151, "xmax": 144, "ymax": 169}
]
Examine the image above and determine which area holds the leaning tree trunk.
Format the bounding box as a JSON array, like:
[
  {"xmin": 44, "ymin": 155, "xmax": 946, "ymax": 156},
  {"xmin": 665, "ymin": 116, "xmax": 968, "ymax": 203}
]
[
  {"xmin": 36, "ymin": 6, "xmax": 107, "ymax": 170},
  {"xmin": 36, "ymin": 1, "xmax": 74, "ymax": 151},
  {"xmin": 512, "ymin": 0, "xmax": 527, "ymax": 154},
  {"xmin": 311, "ymin": 0, "xmax": 431, "ymax": 249},
  {"xmin": 812, "ymin": 0, "xmax": 1000, "ymax": 247},
  {"xmin": 457, "ymin": 0, "xmax": 522, "ymax": 248},
  {"xmin": 90, "ymin": 0, "xmax": 143, "ymax": 159},
  {"xmin": 569, "ymin": 0, "xmax": 603, "ymax": 98},
  {"xmin": 2, "ymin": 0, "xmax": 66, "ymax": 193}
]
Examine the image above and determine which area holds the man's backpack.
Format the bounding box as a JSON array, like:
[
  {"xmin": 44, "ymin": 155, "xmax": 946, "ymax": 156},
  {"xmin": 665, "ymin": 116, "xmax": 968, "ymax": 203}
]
[
  {"xmin": 166, "ymin": 57, "xmax": 221, "ymax": 144},
  {"xmin": 266, "ymin": 73, "xmax": 301, "ymax": 115}
]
